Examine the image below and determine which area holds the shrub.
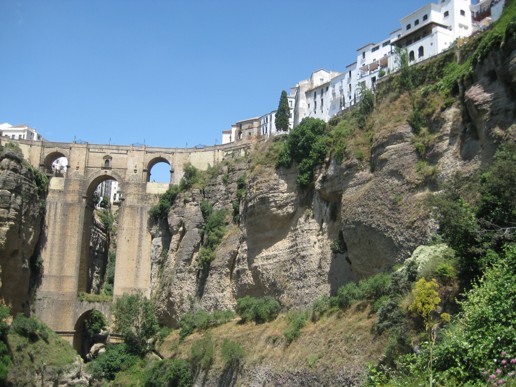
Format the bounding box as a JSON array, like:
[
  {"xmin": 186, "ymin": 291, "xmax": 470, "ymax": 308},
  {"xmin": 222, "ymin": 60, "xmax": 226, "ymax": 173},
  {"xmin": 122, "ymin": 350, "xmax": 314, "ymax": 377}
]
[
  {"xmin": 144, "ymin": 358, "xmax": 193, "ymax": 387},
  {"xmin": 276, "ymin": 118, "xmax": 328, "ymax": 187},
  {"xmin": 0, "ymin": 305, "xmax": 11, "ymax": 384},
  {"xmin": 336, "ymin": 283, "xmax": 363, "ymax": 309},
  {"xmin": 179, "ymin": 163, "xmax": 201, "ymax": 191},
  {"xmin": 179, "ymin": 309, "xmax": 234, "ymax": 340},
  {"xmin": 87, "ymin": 344, "xmax": 138, "ymax": 381},
  {"xmin": 359, "ymin": 272, "xmax": 392, "ymax": 300},
  {"xmin": 112, "ymin": 292, "xmax": 159, "ymax": 356},
  {"xmin": 149, "ymin": 185, "xmax": 180, "ymax": 221},
  {"xmin": 190, "ymin": 333, "xmax": 214, "ymax": 369},
  {"xmin": 10, "ymin": 314, "xmax": 49, "ymax": 343},
  {"xmin": 311, "ymin": 296, "xmax": 332, "ymax": 322},
  {"xmin": 220, "ymin": 339, "xmax": 244, "ymax": 366},
  {"xmin": 236, "ymin": 296, "xmax": 280, "ymax": 324},
  {"xmin": 375, "ymin": 298, "xmax": 404, "ymax": 335},
  {"xmin": 198, "ymin": 206, "xmax": 227, "ymax": 269},
  {"xmin": 84, "ymin": 310, "xmax": 107, "ymax": 337},
  {"xmin": 371, "ymin": 295, "xmax": 390, "ymax": 314},
  {"xmin": 284, "ymin": 311, "xmax": 308, "ymax": 344}
]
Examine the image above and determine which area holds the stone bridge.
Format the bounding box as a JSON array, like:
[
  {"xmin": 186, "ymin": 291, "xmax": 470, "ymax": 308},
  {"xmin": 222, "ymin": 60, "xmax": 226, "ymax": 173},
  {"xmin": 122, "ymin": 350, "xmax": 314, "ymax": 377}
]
[{"xmin": 1, "ymin": 138, "xmax": 248, "ymax": 349}]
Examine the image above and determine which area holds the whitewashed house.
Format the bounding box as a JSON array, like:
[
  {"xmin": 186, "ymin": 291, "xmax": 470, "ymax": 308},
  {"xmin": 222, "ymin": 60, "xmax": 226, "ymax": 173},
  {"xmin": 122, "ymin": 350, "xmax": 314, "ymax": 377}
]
[{"xmin": 0, "ymin": 123, "xmax": 44, "ymax": 141}]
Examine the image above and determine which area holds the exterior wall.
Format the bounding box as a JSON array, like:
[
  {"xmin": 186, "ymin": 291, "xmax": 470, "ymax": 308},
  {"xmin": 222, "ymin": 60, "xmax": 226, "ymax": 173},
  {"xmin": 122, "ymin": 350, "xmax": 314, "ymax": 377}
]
[
  {"xmin": 0, "ymin": 124, "xmax": 43, "ymax": 141},
  {"xmin": 0, "ymin": 137, "xmax": 249, "ymax": 334}
]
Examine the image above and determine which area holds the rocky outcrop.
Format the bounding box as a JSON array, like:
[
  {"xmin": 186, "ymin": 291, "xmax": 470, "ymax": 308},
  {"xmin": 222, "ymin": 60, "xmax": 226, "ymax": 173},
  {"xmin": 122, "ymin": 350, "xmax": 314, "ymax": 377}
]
[
  {"xmin": 150, "ymin": 36, "xmax": 515, "ymax": 325},
  {"xmin": 0, "ymin": 148, "xmax": 45, "ymax": 314}
]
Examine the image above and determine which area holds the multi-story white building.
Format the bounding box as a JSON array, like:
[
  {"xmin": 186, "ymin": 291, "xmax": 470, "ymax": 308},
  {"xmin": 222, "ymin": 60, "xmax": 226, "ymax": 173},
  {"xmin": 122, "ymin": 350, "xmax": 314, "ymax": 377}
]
[
  {"xmin": 291, "ymin": 69, "xmax": 342, "ymax": 125},
  {"xmin": 222, "ymin": 0, "xmax": 506, "ymax": 144},
  {"xmin": 0, "ymin": 123, "xmax": 44, "ymax": 141}
]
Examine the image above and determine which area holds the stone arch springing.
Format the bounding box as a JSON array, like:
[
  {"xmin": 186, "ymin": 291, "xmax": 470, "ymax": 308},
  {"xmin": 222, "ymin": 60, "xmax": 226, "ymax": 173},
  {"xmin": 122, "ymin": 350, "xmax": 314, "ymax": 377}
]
[
  {"xmin": 78, "ymin": 173, "xmax": 122, "ymax": 296},
  {"xmin": 42, "ymin": 151, "xmax": 68, "ymax": 176},
  {"xmin": 73, "ymin": 309, "xmax": 107, "ymax": 359},
  {"xmin": 146, "ymin": 156, "xmax": 172, "ymax": 183}
]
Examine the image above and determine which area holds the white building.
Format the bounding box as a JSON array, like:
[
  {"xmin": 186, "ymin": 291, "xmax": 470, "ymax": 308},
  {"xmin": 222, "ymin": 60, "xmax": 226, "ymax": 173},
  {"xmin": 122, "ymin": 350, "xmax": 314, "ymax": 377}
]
[
  {"xmin": 221, "ymin": 0, "xmax": 507, "ymax": 144},
  {"xmin": 389, "ymin": 0, "xmax": 473, "ymax": 69},
  {"xmin": 260, "ymin": 91, "xmax": 295, "ymax": 138},
  {"xmin": 221, "ymin": 117, "xmax": 261, "ymax": 145},
  {"xmin": 0, "ymin": 123, "xmax": 44, "ymax": 141},
  {"xmin": 292, "ymin": 69, "xmax": 342, "ymax": 125}
]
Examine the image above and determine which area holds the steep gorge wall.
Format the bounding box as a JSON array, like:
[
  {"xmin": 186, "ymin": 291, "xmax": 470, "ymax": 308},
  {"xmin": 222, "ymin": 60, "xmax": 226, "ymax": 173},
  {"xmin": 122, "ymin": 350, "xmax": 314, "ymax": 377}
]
[
  {"xmin": 150, "ymin": 34, "xmax": 516, "ymax": 326},
  {"xmin": 0, "ymin": 149, "xmax": 45, "ymax": 314}
]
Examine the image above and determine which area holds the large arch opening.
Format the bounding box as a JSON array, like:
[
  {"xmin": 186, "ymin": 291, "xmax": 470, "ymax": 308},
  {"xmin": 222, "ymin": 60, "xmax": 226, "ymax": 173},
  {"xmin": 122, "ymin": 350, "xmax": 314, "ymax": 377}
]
[
  {"xmin": 78, "ymin": 175, "xmax": 121, "ymax": 299},
  {"xmin": 147, "ymin": 157, "xmax": 172, "ymax": 184},
  {"xmin": 73, "ymin": 309, "xmax": 108, "ymax": 359},
  {"xmin": 42, "ymin": 151, "xmax": 68, "ymax": 176}
]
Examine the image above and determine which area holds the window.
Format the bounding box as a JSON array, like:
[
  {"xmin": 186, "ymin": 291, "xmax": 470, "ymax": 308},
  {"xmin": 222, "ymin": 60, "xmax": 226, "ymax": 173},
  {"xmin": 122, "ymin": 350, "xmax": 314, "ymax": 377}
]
[
  {"xmin": 409, "ymin": 50, "xmax": 415, "ymax": 61},
  {"xmin": 423, "ymin": 14, "xmax": 428, "ymax": 21},
  {"xmin": 415, "ymin": 19, "xmax": 420, "ymax": 26},
  {"xmin": 314, "ymin": 101, "xmax": 317, "ymax": 112},
  {"xmin": 407, "ymin": 23, "xmax": 411, "ymax": 30},
  {"xmin": 460, "ymin": 9, "xmax": 465, "ymax": 16},
  {"xmin": 314, "ymin": 91, "xmax": 317, "ymax": 99},
  {"xmin": 418, "ymin": 46, "xmax": 424, "ymax": 58},
  {"xmin": 382, "ymin": 40, "xmax": 391, "ymax": 47},
  {"xmin": 362, "ymin": 52, "xmax": 365, "ymax": 59},
  {"xmin": 321, "ymin": 98, "xmax": 324, "ymax": 108},
  {"xmin": 348, "ymin": 70, "xmax": 352, "ymax": 77},
  {"xmin": 104, "ymin": 159, "xmax": 111, "ymax": 168},
  {"xmin": 372, "ymin": 45, "xmax": 379, "ymax": 52},
  {"xmin": 444, "ymin": 11, "xmax": 449, "ymax": 17}
]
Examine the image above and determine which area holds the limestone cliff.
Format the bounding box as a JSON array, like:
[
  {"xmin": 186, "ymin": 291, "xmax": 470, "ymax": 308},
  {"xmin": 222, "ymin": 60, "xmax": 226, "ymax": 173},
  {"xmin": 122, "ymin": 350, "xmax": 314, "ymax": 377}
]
[
  {"xmin": 150, "ymin": 32, "xmax": 516, "ymax": 327},
  {"xmin": 0, "ymin": 146, "xmax": 46, "ymax": 315}
]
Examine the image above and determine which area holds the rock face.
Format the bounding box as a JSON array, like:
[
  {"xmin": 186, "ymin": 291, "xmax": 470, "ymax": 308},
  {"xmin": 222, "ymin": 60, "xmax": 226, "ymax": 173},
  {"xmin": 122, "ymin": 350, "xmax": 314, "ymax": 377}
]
[
  {"xmin": 0, "ymin": 149, "xmax": 45, "ymax": 314},
  {"xmin": 150, "ymin": 35, "xmax": 516, "ymax": 326}
]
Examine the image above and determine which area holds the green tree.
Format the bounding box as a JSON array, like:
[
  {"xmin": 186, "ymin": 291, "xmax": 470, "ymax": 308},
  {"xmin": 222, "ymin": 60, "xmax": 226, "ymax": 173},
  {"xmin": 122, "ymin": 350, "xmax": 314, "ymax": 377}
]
[
  {"xmin": 276, "ymin": 117, "xmax": 328, "ymax": 187},
  {"xmin": 112, "ymin": 292, "xmax": 159, "ymax": 356},
  {"xmin": 275, "ymin": 90, "xmax": 291, "ymax": 132}
]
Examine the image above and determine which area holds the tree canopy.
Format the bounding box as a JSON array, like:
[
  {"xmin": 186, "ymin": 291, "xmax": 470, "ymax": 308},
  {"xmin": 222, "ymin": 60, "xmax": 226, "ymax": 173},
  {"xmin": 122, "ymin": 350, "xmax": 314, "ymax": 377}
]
[{"xmin": 275, "ymin": 90, "xmax": 291, "ymax": 132}]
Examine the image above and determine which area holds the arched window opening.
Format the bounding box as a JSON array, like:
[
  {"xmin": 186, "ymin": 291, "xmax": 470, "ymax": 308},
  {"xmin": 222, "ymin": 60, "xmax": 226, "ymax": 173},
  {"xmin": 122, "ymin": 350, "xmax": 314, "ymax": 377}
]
[
  {"xmin": 78, "ymin": 176, "xmax": 120, "ymax": 299},
  {"xmin": 409, "ymin": 50, "xmax": 415, "ymax": 61},
  {"xmin": 418, "ymin": 46, "xmax": 425, "ymax": 58},
  {"xmin": 147, "ymin": 159, "xmax": 172, "ymax": 183}
]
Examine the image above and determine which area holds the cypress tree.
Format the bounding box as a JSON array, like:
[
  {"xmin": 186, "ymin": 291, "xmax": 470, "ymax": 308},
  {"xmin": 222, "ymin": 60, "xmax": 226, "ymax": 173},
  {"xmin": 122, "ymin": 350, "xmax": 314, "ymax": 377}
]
[{"xmin": 275, "ymin": 90, "xmax": 290, "ymax": 132}]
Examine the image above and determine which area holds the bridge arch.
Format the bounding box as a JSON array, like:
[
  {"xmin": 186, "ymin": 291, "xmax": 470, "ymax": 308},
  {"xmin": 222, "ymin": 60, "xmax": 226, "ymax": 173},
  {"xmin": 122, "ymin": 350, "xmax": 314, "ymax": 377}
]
[
  {"xmin": 73, "ymin": 309, "xmax": 108, "ymax": 359},
  {"xmin": 78, "ymin": 172, "xmax": 123, "ymax": 295},
  {"xmin": 146, "ymin": 156, "xmax": 172, "ymax": 183},
  {"xmin": 42, "ymin": 150, "xmax": 69, "ymax": 176}
]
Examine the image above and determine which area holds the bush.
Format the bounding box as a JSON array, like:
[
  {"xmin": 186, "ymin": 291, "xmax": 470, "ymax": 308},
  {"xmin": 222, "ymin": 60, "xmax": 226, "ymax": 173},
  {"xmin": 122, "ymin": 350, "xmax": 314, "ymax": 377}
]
[
  {"xmin": 359, "ymin": 272, "xmax": 392, "ymax": 300},
  {"xmin": 87, "ymin": 344, "xmax": 138, "ymax": 381},
  {"xmin": 220, "ymin": 339, "xmax": 244, "ymax": 366},
  {"xmin": 179, "ymin": 163, "xmax": 201, "ymax": 191},
  {"xmin": 149, "ymin": 185, "xmax": 180, "ymax": 221},
  {"xmin": 276, "ymin": 118, "xmax": 328, "ymax": 187},
  {"xmin": 0, "ymin": 305, "xmax": 11, "ymax": 384},
  {"xmin": 311, "ymin": 296, "xmax": 332, "ymax": 322},
  {"xmin": 284, "ymin": 312, "xmax": 308, "ymax": 344},
  {"xmin": 236, "ymin": 296, "xmax": 280, "ymax": 324},
  {"xmin": 84, "ymin": 310, "xmax": 107, "ymax": 337},
  {"xmin": 190, "ymin": 333, "xmax": 214, "ymax": 369},
  {"xmin": 112, "ymin": 292, "xmax": 159, "ymax": 356},
  {"xmin": 179, "ymin": 309, "xmax": 234, "ymax": 340},
  {"xmin": 198, "ymin": 205, "xmax": 227, "ymax": 269},
  {"xmin": 335, "ymin": 283, "xmax": 363, "ymax": 309},
  {"xmin": 10, "ymin": 314, "xmax": 49, "ymax": 343},
  {"xmin": 376, "ymin": 298, "xmax": 404, "ymax": 335},
  {"xmin": 144, "ymin": 358, "xmax": 193, "ymax": 387}
]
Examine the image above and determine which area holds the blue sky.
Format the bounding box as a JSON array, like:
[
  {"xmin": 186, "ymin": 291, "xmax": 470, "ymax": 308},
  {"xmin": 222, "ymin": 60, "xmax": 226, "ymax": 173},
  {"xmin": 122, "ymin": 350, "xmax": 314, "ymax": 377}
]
[{"xmin": 1, "ymin": 0, "xmax": 433, "ymax": 149}]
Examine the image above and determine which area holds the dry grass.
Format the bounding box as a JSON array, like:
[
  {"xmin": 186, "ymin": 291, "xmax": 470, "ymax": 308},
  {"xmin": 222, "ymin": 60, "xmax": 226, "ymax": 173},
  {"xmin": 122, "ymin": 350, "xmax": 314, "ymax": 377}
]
[{"xmin": 159, "ymin": 303, "xmax": 387, "ymax": 377}]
